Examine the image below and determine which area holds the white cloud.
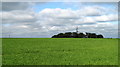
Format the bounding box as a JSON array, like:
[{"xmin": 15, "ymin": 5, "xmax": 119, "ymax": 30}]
[
  {"xmin": 38, "ymin": 8, "xmax": 118, "ymax": 25},
  {"xmin": 2, "ymin": 10, "xmax": 37, "ymax": 24},
  {"xmin": 57, "ymin": 0, "xmax": 119, "ymax": 2},
  {"xmin": 39, "ymin": 8, "xmax": 80, "ymax": 19},
  {"xmin": 78, "ymin": 6, "xmax": 106, "ymax": 16},
  {"xmin": 1, "ymin": 2, "xmax": 118, "ymax": 38},
  {"xmin": 82, "ymin": 17, "xmax": 96, "ymax": 23},
  {"xmin": 2, "ymin": 0, "xmax": 120, "ymax": 2},
  {"xmin": 95, "ymin": 14, "xmax": 118, "ymax": 22}
]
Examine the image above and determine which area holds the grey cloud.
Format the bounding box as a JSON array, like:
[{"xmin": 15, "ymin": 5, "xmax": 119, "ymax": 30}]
[
  {"xmin": 38, "ymin": 8, "xmax": 117, "ymax": 26},
  {"xmin": 1, "ymin": 2, "xmax": 118, "ymax": 38},
  {"xmin": 2, "ymin": 10, "xmax": 38, "ymax": 24},
  {"xmin": 2, "ymin": 22, "xmax": 118, "ymax": 38},
  {"xmin": 2, "ymin": 2, "xmax": 34, "ymax": 11}
]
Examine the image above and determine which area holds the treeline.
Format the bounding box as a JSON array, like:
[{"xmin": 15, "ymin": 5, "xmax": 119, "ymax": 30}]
[{"xmin": 52, "ymin": 32, "xmax": 104, "ymax": 38}]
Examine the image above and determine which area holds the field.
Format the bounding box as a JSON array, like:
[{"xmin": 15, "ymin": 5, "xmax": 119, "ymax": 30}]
[{"xmin": 2, "ymin": 38, "xmax": 118, "ymax": 65}]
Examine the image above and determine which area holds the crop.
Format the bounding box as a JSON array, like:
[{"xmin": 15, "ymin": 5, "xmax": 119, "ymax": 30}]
[{"xmin": 2, "ymin": 38, "xmax": 118, "ymax": 65}]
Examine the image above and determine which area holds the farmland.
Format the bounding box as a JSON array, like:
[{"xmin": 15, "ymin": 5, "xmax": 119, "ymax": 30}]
[{"xmin": 2, "ymin": 38, "xmax": 118, "ymax": 65}]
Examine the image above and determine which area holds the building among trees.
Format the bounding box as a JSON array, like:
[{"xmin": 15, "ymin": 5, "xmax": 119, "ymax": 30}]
[{"xmin": 51, "ymin": 27, "xmax": 104, "ymax": 38}]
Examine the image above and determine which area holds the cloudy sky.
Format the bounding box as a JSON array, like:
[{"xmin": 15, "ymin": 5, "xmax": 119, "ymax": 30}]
[{"xmin": 1, "ymin": 2, "xmax": 118, "ymax": 38}]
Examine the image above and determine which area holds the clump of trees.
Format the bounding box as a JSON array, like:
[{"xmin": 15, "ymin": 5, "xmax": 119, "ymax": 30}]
[{"xmin": 52, "ymin": 32, "xmax": 104, "ymax": 38}]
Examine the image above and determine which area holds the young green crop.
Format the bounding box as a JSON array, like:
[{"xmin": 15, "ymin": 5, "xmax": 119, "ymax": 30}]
[{"xmin": 2, "ymin": 38, "xmax": 118, "ymax": 65}]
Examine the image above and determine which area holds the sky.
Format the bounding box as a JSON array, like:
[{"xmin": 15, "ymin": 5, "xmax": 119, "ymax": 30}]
[{"xmin": 1, "ymin": 2, "xmax": 118, "ymax": 38}]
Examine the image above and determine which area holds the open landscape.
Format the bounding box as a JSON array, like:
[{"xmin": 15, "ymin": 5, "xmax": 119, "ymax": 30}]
[
  {"xmin": 2, "ymin": 38, "xmax": 118, "ymax": 65},
  {"xmin": 2, "ymin": 2, "xmax": 119, "ymax": 66}
]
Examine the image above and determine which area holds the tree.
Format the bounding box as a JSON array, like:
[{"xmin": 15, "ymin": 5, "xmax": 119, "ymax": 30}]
[
  {"xmin": 72, "ymin": 32, "xmax": 78, "ymax": 38},
  {"xmin": 90, "ymin": 33, "xmax": 97, "ymax": 38},
  {"xmin": 64, "ymin": 32, "xmax": 72, "ymax": 38},
  {"xmin": 85, "ymin": 32, "xmax": 91, "ymax": 38},
  {"xmin": 52, "ymin": 35, "xmax": 58, "ymax": 38},
  {"xmin": 97, "ymin": 35, "xmax": 104, "ymax": 38},
  {"xmin": 51, "ymin": 32, "xmax": 104, "ymax": 38},
  {"xmin": 78, "ymin": 33, "xmax": 85, "ymax": 38},
  {"xmin": 58, "ymin": 33, "xmax": 64, "ymax": 38}
]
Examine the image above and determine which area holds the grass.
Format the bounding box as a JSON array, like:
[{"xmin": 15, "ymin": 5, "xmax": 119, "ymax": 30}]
[{"xmin": 2, "ymin": 38, "xmax": 118, "ymax": 65}]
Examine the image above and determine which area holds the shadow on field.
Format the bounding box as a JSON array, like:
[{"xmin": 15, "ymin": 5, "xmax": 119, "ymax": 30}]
[{"xmin": 1, "ymin": 65, "xmax": 119, "ymax": 67}]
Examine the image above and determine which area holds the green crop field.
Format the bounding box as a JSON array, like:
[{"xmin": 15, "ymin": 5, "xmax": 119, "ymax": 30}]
[{"xmin": 2, "ymin": 38, "xmax": 118, "ymax": 65}]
